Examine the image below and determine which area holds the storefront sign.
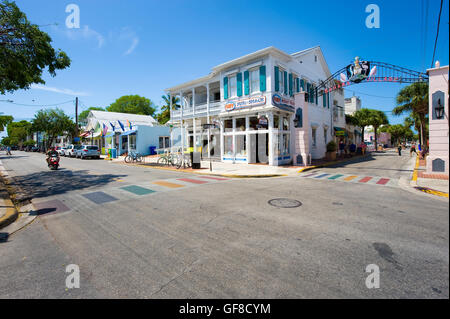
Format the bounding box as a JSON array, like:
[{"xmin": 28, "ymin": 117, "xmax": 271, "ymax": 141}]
[
  {"xmin": 272, "ymin": 94, "xmax": 295, "ymax": 112},
  {"xmin": 225, "ymin": 96, "xmax": 266, "ymax": 112}
]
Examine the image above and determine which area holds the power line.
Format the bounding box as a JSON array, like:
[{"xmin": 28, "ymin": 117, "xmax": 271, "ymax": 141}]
[
  {"xmin": 0, "ymin": 100, "xmax": 74, "ymax": 107},
  {"xmin": 431, "ymin": 0, "xmax": 444, "ymax": 68},
  {"xmin": 347, "ymin": 90, "xmax": 395, "ymax": 99}
]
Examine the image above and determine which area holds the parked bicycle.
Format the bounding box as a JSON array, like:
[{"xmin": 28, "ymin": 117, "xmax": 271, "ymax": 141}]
[
  {"xmin": 176, "ymin": 153, "xmax": 192, "ymax": 169},
  {"xmin": 124, "ymin": 151, "xmax": 143, "ymax": 163},
  {"xmin": 157, "ymin": 152, "xmax": 178, "ymax": 166}
]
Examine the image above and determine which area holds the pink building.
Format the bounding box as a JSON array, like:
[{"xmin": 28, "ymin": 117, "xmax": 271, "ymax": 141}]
[{"xmin": 426, "ymin": 62, "xmax": 449, "ymax": 177}]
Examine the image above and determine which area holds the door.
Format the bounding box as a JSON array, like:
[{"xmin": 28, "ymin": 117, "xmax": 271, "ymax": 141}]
[{"xmin": 256, "ymin": 133, "xmax": 268, "ymax": 163}]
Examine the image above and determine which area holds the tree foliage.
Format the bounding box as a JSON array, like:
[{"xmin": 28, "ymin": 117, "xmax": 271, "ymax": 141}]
[
  {"xmin": 106, "ymin": 95, "xmax": 156, "ymax": 116},
  {"xmin": 6, "ymin": 120, "xmax": 31, "ymax": 147},
  {"xmin": 367, "ymin": 110, "xmax": 389, "ymax": 150},
  {"xmin": 156, "ymin": 94, "xmax": 180, "ymax": 124},
  {"xmin": 31, "ymin": 108, "xmax": 76, "ymax": 149},
  {"xmin": 0, "ymin": 0, "xmax": 71, "ymax": 94},
  {"xmin": 0, "ymin": 114, "xmax": 13, "ymax": 131},
  {"xmin": 79, "ymin": 107, "xmax": 105, "ymax": 126}
]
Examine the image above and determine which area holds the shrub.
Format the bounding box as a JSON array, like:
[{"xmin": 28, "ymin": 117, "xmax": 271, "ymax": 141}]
[{"xmin": 326, "ymin": 141, "xmax": 337, "ymax": 152}]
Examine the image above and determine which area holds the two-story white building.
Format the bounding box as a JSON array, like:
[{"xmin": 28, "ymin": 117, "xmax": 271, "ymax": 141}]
[{"xmin": 166, "ymin": 46, "xmax": 335, "ymax": 166}]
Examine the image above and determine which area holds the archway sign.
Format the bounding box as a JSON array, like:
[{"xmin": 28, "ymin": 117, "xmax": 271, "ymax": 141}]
[{"xmin": 315, "ymin": 57, "xmax": 429, "ymax": 97}]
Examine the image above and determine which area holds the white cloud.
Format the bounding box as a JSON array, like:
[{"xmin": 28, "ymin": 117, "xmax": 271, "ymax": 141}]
[
  {"xmin": 30, "ymin": 84, "xmax": 89, "ymax": 96},
  {"xmin": 119, "ymin": 27, "xmax": 139, "ymax": 55},
  {"xmin": 58, "ymin": 25, "xmax": 105, "ymax": 48}
]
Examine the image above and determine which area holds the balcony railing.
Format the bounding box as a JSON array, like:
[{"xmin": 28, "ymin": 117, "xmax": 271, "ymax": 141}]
[{"xmin": 171, "ymin": 100, "xmax": 223, "ymax": 119}]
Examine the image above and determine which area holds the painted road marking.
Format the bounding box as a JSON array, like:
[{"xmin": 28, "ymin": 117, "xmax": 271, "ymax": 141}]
[
  {"xmin": 303, "ymin": 172, "xmax": 318, "ymax": 177},
  {"xmin": 376, "ymin": 178, "xmax": 390, "ymax": 185},
  {"xmin": 33, "ymin": 199, "xmax": 70, "ymax": 215},
  {"xmin": 358, "ymin": 177, "xmax": 373, "ymax": 183},
  {"xmin": 344, "ymin": 175, "xmax": 358, "ymax": 181},
  {"xmin": 177, "ymin": 178, "xmax": 209, "ymax": 184},
  {"xmin": 152, "ymin": 181, "xmax": 185, "ymax": 188},
  {"xmin": 121, "ymin": 185, "xmax": 155, "ymax": 195},
  {"xmin": 198, "ymin": 176, "xmax": 229, "ymax": 181},
  {"xmin": 82, "ymin": 191, "xmax": 118, "ymax": 204},
  {"xmin": 328, "ymin": 174, "xmax": 344, "ymax": 180},
  {"xmin": 315, "ymin": 174, "xmax": 330, "ymax": 179}
]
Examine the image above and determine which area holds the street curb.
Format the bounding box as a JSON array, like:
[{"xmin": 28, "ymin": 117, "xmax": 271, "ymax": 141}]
[
  {"xmin": 412, "ymin": 155, "xmax": 420, "ymax": 182},
  {"xmin": 0, "ymin": 196, "xmax": 18, "ymax": 230},
  {"xmin": 413, "ymin": 186, "xmax": 449, "ymax": 198},
  {"xmin": 297, "ymin": 154, "xmax": 370, "ymax": 173},
  {"xmin": 115, "ymin": 161, "xmax": 288, "ymax": 178}
]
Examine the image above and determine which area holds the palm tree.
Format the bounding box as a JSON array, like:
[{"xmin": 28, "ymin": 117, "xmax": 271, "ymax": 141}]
[
  {"xmin": 393, "ymin": 82, "xmax": 428, "ymax": 146},
  {"xmin": 367, "ymin": 110, "xmax": 389, "ymax": 151},
  {"xmin": 157, "ymin": 94, "xmax": 181, "ymax": 124}
]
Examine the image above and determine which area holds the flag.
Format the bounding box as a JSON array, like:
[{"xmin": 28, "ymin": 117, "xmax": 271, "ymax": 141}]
[
  {"xmin": 340, "ymin": 73, "xmax": 348, "ymax": 83},
  {"xmin": 102, "ymin": 123, "xmax": 108, "ymax": 137},
  {"xmin": 126, "ymin": 120, "xmax": 132, "ymax": 130},
  {"xmin": 117, "ymin": 120, "xmax": 125, "ymax": 131},
  {"xmin": 110, "ymin": 122, "xmax": 116, "ymax": 131},
  {"xmin": 369, "ymin": 66, "xmax": 377, "ymax": 78}
]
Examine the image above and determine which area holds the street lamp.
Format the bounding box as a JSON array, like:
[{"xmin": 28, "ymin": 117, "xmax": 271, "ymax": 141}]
[{"xmin": 435, "ymin": 98, "xmax": 445, "ymax": 120}]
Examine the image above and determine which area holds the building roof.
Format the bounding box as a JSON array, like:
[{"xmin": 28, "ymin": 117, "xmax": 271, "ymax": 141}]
[{"xmin": 85, "ymin": 110, "xmax": 157, "ymax": 132}]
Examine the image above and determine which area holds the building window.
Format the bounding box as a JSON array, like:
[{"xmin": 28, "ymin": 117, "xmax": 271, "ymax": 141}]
[
  {"xmin": 282, "ymin": 134, "xmax": 290, "ymax": 155},
  {"xmin": 250, "ymin": 68, "xmax": 259, "ymax": 94},
  {"xmin": 224, "ymin": 119, "xmax": 233, "ymax": 133},
  {"xmin": 224, "ymin": 136, "xmax": 233, "ymax": 156},
  {"xmin": 273, "ymin": 115, "xmax": 280, "ymax": 129},
  {"xmin": 235, "ymin": 118, "xmax": 246, "ymax": 131},
  {"xmin": 159, "ymin": 136, "xmax": 170, "ymax": 149},
  {"xmin": 229, "ymin": 75, "xmax": 237, "ymax": 98},
  {"xmin": 279, "ymin": 69, "xmax": 284, "ymax": 94},
  {"xmin": 282, "ymin": 116, "xmax": 289, "ymax": 131},
  {"xmin": 249, "ymin": 116, "xmax": 258, "ymax": 130},
  {"xmin": 312, "ymin": 128, "xmax": 317, "ymax": 147},
  {"xmin": 235, "ymin": 135, "xmax": 246, "ymax": 157}
]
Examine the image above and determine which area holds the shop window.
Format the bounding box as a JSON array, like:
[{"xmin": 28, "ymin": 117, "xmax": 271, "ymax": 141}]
[
  {"xmin": 273, "ymin": 115, "xmax": 280, "ymax": 129},
  {"xmin": 236, "ymin": 118, "xmax": 246, "ymax": 131},
  {"xmin": 235, "ymin": 135, "xmax": 246, "ymax": 157},
  {"xmin": 249, "ymin": 116, "xmax": 258, "ymax": 130},
  {"xmin": 250, "ymin": 68, "xmax": 259, "ymax": 94},
  {"xmin": 213, "ymin": 92, "xmax": 220, "ymax": 102},
  {"xmin": 224, "ymin": 136, "xmax": 233, "ymax": 156},
  {"xmin": 224, "ymin": 119, "xmax": 233, "ymax": 133},
  {"xmin": 129, "ymin": 134, "xmax": 136, "ymax": 150},
  {"xmin": 312, "ymin": 128, "xmax": 317, "ymax": 147},
  {"xmin": 273, "ymin": 134, "xmax": 280, "ymax": 157},
  {"xmin": 229, "ymin": 75, "xmax": 237, "ymax": 98},
  {"xmin": 159, "ymin": 136, "xmax": 170, "ymax": 149},
  {"xmin": 282, "ymin": 134, "xmax": 290, "ymax": 155},
  {"xmin": 283, "ymin": 117, "xmax": 289, "ymax": 131}
]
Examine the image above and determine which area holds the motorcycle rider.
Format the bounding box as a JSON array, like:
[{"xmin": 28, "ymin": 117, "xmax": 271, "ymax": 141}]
[{"xmin": 46, "ymin": 147, "xmax": 59, "ymax": 165}]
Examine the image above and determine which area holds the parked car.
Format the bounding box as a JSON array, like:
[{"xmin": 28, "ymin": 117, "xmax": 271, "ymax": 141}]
[
  {"xmin": 66, "ymin": 144, "xmax": 83, "ymax": 157},
  {"xmin": 31, "ymin": 146, "xmax": 39, "ymax": 152},
  {"xmin": 55, "ymin": 146, "xmax": 64, "ymax": 156},
  {"xmin": 76, "ymin": 145, "xmax": 101, "ymax": 159},
  {"xmin": 60, "ymin": 146, "xmax": 70, "ymax": 156}
]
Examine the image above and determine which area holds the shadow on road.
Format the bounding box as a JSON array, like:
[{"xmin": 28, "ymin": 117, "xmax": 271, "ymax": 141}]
[
  {"xmin": 9, "ymin": 169, "xmax": 127, "ymax": 199},
  {"xmin": 0, "ymin": 232, "xmax": 9, "ymax": 243}
]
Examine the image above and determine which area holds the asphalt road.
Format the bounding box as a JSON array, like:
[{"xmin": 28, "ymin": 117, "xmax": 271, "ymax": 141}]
[{"xmin": 0, "ymin": 151, "xmax": 448, "ymax": 298}]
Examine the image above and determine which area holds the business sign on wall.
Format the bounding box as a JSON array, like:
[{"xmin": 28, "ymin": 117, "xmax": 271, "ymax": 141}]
[
  {"xmin": 225, "ymin": 96, "xmax": 266, "ymax": 112},
  {"xmin": 272, "ymin": 94, "xmax": 295, "ymax": 112}
]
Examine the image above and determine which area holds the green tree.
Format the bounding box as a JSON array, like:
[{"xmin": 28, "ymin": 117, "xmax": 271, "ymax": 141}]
[
  {"xmin": 31, "ymin": 108, "xmax": 76, "ymax": 150},
  {"xmin": 79, "ymin": 107, "xmax": 105, "ymax": 126},
  {"xmin": 0, "ymin": 114, "xmax": 13, "ymax": 131},
  {"xmin": 0, "ymin": 1, "xmax": 71, "ymax": 94},
  {"xmin": 0, "ymin": 136, "xmax": 18, "ymax": 146},
  {"xmin": 385, "ymin": 124, "xmax": 406, "ymax": 146},
  {"xmin": 393, "ymin": 82, "xmax": 429, "ymax": 146},
  {"xmin": 367, "ymin": 110, "xmax": 389, "ymax": 151},
  {"xmin": 156, "ymin": 94, "xmax": 180, "ymax": 124},
  {"xmin": 353, "ymin": 108, "xmax": 373, "ymax": 144},
  {"xmin": 106, "ymin": 95, "xmax": 156, "ymax": 116},
  {"xmin": 6, "ymin": 120, "xmax": 32, "ymax": 148}
]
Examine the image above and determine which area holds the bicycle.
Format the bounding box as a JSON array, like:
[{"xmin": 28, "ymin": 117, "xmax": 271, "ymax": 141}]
[
  {"xmin": 157, "ymin": 152, "xmax": 178, "ymax": 166},
  {"xmin": 176, "ymin": 153, "xmax": 192, "ymax": 169},
  {"xmin": 124, "ymin": 151, "xmax": 143, "ymax": 163}
]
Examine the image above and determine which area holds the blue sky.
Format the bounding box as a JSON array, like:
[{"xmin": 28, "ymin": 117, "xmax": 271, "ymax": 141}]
[{"xmin": 1, "ymin": 0, "xmax": 448, "ymax": 138}]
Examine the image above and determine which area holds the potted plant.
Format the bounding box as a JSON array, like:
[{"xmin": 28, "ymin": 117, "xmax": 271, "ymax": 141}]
[{"xmin": 326, "ymin": 141, "xmax": 337, "ymax": 161}]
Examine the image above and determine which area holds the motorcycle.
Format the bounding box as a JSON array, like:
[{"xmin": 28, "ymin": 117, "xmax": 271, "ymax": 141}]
[{"xmin": 48, "ymin": 155, "xmax": 60, "ymax": 170}]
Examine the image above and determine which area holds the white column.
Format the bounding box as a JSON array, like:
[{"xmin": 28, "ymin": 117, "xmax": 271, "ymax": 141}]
[
  {"xmin": 206, "ymin": 84, "xmax": 211, "ymax": 159},
  {"xmin": 169, "ymin": 92, "xmax": 173, "ymax": 153},
  {"xmin": 180, "ymin": 91, "xmax": 184, "ymax": 154},
  {"xmin": 220, "ymin": 119, "xmax": 224, "ymax": 161},
  {"xmin": 268, "ymin": 113, "xmax": 274, "ymax": 166},
  {"xmin": 232, "ymin": 117, "xmax": 236, "ymax": 164},
  {"xmin": 192, "ymin": 88, "xmax": 196, "ymax": 153},
  {"xmin": 245, "ymin": 116, "xmax": 250, "ymax": 164}
]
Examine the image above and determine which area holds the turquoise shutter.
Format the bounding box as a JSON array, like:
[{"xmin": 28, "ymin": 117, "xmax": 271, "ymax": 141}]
[
  {"xmin": 283, "ymin": 71, "xmax": 288, "ymax": 95},
  {"xmin": 244, "ymin": 71, "xmax": 249, "ymax": 95},
  {"xmin": 237, "ymin": 72, "xmax": 242, "ymax": 97},
  {"xmin": 296, "ymin": 78, "xmax": 300, "ymax": 93},
  {"xmin": 289, "ymin": 73, "xmax": 293, "ymax": 96},
  {"xmin": 274, "ymin": 66, "xmax": 279, "ymax": 92},
  {"xmin": 323, "ymin": 92, "xmax": 326, "ymax": 107},
  {"xmin": 315, "ymin": 89, "xmax": 318, "ymax": 105},
  {"xmin": 306, "ymin": 82, "xmax": 310, "ymax": 102},
  {"xmin": 327, "ymin": 92, "xmax": 330, "ymax": 108},
  {"xmin": 223, "ymin": 77, "xmax": 228, "ymax": 100},
  {"xmin": 259, "ymin": 65, "xmax": 266, "ymax": 92},
  {"xmin": 300, "ymin": 79, "xmax": 305, "ymax": 91}
]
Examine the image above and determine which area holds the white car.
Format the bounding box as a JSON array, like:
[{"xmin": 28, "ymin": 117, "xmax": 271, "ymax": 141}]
[{"xmin": 66, "ymin": 144, "xmax": 83, "ymax": 157}]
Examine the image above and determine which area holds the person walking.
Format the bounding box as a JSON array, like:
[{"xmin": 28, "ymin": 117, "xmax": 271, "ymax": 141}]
[
  {"xmin": 338, "ymin": 139, "xmax": 345, "ymax": 157},
  {"xmin": 6, "ymin": 146, "xmax": 12, "ymax": 156},
  {"xmin": 397, "ymin": 144, "xmax": 402, "ymax": 156},
  {"xmin": 410, "ymin": 142, "xmax": 417, "ymax": 157}
]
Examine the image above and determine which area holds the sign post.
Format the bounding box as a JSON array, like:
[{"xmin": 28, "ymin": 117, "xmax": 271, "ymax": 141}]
[{"xmin": 203, "ymin": 123, "xmax": 218, "ymax": 172}]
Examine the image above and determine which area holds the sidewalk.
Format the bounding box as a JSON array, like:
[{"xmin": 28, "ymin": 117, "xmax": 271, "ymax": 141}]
[
  {"xmin": 413, "ymin": 156, "xmax": 449, "ymax": 196},
  {"xmin": 0, "ymin": 182, "xmax": 18, "ymax": 230},
  {"xmin": 110, "ymin": 153, "xmax": 370, "ymax": 177}
]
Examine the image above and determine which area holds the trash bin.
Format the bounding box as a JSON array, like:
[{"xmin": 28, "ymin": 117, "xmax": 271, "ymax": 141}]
[
  {"xmin": 149, "ymin": 146, "xmax": 156, "ymax": 155},
  {"xmin": 110, "ymin": 148, "xmax": 117, "ymax": 159},
  {"xmin": 191, "ymin": 152, "xmax": 201, "ymax": 169}
]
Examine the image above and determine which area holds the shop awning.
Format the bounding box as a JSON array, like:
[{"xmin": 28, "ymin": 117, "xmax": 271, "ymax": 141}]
[
  {"xmin": 121, "ymin": 129, "xmax": 137, "ymax": 136},
  {"xmin": 333, "ymin": 127, "xmax": 345, "ymax": 131},
  {"xmin": 105, "ymin": 132, "xmax": 115, "ymax": 138}
]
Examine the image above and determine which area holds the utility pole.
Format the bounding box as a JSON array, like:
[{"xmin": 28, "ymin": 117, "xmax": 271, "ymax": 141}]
[{"xmin": 75, "ymin": 97, "xmax": 79, "ymax": 138}]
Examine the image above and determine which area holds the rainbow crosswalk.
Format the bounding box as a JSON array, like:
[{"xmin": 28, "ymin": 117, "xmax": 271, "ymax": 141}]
[{"xmin": 300, "ymin": 171, "xmax": 397, "ymax": 187}]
